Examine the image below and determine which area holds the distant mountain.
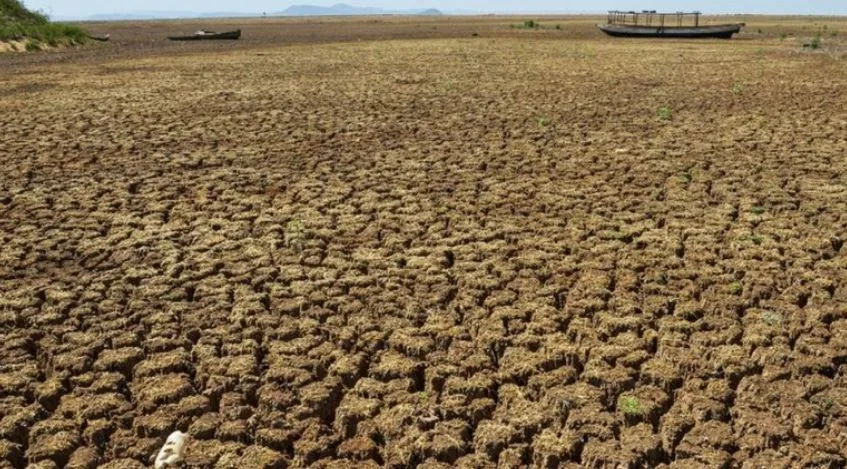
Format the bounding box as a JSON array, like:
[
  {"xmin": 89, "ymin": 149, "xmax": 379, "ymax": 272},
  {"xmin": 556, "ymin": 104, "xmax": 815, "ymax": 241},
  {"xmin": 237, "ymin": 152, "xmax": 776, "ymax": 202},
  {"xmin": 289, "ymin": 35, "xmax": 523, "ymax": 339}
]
[
  {"xmin": 417, "ymin": 8, "xmax": 444, "ymax": 16},
  {"xmin": 276, "ymin": 3, "xmax": 444, "ymax": 16}
]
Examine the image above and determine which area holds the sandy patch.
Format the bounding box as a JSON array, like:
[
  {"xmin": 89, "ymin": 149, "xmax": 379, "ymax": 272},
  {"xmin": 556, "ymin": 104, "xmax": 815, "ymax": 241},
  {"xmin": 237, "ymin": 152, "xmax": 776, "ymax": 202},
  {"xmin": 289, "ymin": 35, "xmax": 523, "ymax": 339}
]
[{"xmin": 0, "ymin": 40, "xmax": 29, "ymax": 52}]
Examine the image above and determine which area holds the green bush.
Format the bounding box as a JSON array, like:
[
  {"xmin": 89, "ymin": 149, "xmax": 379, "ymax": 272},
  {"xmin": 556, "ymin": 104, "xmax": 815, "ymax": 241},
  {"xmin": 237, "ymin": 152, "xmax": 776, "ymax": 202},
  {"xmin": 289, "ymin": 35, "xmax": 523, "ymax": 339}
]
[
  {"xmin": 0, "ymin": 0, "xmax": 48, "ymax": 23},
  {"xmin": 0, "ymin": 0, "xmax": 87, "ymax": 45},
  {"xmin": 513, "ymin": 20, "xmax": 542, "ymax": 29},
  {"xmin": 1, "ymin": 21, "xmax": 87, "ymax": 42}
]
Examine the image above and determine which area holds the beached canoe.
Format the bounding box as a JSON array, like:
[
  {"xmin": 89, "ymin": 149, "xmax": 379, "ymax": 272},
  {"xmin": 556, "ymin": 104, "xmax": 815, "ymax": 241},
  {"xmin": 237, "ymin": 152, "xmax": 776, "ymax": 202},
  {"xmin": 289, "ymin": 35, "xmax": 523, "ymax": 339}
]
[{"xmin": 168, "ymin": 29, "xmax": 241, "ymax": 41}]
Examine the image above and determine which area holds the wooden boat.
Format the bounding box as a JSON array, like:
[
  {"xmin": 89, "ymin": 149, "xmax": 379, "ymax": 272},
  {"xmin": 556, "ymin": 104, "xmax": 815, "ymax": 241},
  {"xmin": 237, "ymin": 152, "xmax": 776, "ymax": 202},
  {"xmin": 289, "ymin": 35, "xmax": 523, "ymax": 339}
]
[
  {"xmin": 87, "ymin": 34, "xmax": 110, "ymax": 42},
  {"xmin": 598, "ymin": 11, "xmax": 744, "ymax": 39},
  {"xmin": 167, "ymin": 29, "xmax": 241, "ymax": 41}
]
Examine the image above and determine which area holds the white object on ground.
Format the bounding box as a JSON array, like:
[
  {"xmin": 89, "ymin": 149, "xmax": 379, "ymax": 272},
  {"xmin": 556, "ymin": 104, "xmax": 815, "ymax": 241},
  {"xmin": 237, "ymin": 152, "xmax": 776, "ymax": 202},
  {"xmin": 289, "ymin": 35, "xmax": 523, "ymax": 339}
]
[{"xmin": 154, "ymin": 431, "xmax": 188, "ymax": 469}]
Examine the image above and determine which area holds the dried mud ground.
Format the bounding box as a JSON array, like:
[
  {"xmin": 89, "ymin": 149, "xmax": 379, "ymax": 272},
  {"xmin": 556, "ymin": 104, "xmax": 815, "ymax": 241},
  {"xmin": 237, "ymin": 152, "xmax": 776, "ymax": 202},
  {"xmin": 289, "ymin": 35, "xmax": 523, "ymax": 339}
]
[{"xmin": 2, "ymin": 17, "xmax": 847, "ymax": 469}]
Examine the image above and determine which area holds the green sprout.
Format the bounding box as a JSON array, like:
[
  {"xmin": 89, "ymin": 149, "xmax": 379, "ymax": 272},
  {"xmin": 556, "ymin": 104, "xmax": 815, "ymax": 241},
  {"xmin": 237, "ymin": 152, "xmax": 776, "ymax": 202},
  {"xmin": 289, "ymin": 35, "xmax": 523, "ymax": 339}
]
[
  {"xmin": 285, "ymin": 218, "xmax": 306, "ymax": 250},
  {"xmin": 761, "ymin": 310, "xmax": 782, "ymax": 326},
  {"xmin": 618, "ymin": 396, "xmax": 644, "ymax": 415},
  {"xmin": 739, "ymin": 234, "xmax": 764, "ymax": 245},
  {"xmin": 729, "ymin": 282, "xmax": 743, "ymax": 296}
]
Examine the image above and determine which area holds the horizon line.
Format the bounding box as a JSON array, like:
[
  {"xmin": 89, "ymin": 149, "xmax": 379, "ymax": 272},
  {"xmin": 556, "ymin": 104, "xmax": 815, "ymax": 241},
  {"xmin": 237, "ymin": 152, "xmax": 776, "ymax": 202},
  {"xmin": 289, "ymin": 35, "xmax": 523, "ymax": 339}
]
[{"xmin": 56, "ymin": 11, "xmax": 847, "ymax": 21}]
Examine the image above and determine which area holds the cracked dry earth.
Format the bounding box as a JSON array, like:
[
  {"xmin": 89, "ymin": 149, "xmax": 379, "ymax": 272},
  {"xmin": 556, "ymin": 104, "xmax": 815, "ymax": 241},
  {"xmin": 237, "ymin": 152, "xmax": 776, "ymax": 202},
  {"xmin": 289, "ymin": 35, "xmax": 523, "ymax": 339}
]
[{"xmin": 2, "ymin": 29, "xmax": 847, "ymax": 469}]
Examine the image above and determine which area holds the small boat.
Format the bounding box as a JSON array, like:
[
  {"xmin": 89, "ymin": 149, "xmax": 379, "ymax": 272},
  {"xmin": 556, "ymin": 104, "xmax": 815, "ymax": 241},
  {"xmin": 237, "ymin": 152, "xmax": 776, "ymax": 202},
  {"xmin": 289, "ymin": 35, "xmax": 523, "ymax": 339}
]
[
  {"xmin": 87, "ymin": 34, "xmax": 110, "ymax": 42},
  {"xmin": 167, "ymin": 29, "xmax": 241, "ymax": 41},
  {"xmin": 598, "ymin": 11, "xmax": 744, "ymax": 39}
]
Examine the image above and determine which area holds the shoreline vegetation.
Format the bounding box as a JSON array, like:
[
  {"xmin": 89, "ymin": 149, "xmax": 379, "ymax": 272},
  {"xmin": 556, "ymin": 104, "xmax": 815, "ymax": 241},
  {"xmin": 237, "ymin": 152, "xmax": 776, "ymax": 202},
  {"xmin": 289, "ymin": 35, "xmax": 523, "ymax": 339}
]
[{"xmin": 1, "ymin": 0, "xmax": 87, "ymax": 50}]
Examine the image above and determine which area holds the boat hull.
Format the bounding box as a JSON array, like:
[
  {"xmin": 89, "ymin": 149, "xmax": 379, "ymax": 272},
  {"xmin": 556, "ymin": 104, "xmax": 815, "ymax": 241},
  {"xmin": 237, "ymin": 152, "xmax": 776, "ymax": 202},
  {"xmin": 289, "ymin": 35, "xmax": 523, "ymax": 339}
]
[
  {"xmin": 597, "ymin": 23, "xmax": 743, "ymax": 39},
  {"xmin": 168, "ymin": 30, "xmax": 242, "ymax": 41}
]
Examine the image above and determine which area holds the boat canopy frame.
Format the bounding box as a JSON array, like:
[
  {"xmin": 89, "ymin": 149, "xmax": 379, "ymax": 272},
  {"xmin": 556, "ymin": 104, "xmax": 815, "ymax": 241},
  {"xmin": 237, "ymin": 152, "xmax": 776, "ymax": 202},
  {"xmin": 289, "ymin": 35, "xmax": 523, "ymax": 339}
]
[{"xmin": 607, "ymin": 10, "xmax": 702, "ymax": 27}]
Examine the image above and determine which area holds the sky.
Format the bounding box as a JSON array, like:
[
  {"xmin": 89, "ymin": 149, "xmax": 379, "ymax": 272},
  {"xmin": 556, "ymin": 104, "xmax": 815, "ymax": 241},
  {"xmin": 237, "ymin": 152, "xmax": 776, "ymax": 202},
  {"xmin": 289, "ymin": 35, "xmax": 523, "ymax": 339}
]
[{"xmin": 23, "ymin": 0, "xmax": 847, "ymax": 19}]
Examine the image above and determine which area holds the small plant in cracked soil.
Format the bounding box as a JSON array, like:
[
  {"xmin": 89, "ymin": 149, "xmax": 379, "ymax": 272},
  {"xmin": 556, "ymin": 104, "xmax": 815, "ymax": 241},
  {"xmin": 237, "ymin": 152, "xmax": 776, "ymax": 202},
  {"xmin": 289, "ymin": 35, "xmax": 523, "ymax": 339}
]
[
  {"xmin": 761, "ymin": 310, "xmax": 782, "ymax": 326},
  {"xmin": 740, "ymin": 234, "xmax": 764, "ymax": 245},
  {"xmin": 655, "ymin": 272, "xmax": 668, "ymax": 285},
  {"xmin": 732, "ymin": 82, "xmax": 746, "ymax": 94},
  {"xmin": 538, "ymin": 117, "xmax": 550, "ymax": 127},
  {"xmin": 812, "ymin": 395, "xmax": 835, "ymax": 414},
  {"xmin": 749, "ymin": 205, "xmax": 766, "ymax": 214},
  {"xmin": 822, "ymin": 398, "xmax": 834, "ymax": 412},
  {"xmin": 285, "ymin": 218, "xmax": 306, "ymax": 251},
  {"xmin": 729, "ymin": 281, "xmax": 743, "ymax": 296},
  {"xmin": 618, "ymin": 395, "xmax": 645, "ymax": 416},
  {"xmin": 680, "ymin": 172, "xmax": 692, "ymax": 185},
  {"xmin": 803, "ymin": 33, "xmax": 822, "ymax": 49},
  {"xmin": 657, "ymin": 106, "xmax": 672, "ymax": 121},
  {"xmin": 602, "ymin": 229, "xmax": 633, "ymax": 243}
]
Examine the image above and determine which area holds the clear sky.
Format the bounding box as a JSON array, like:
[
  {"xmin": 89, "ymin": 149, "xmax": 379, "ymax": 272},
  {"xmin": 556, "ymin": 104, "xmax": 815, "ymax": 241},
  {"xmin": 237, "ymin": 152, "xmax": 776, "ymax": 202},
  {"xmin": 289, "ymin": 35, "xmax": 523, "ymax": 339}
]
[{"xmin": 23, "ymin": 0, "xmax": 847, "ymax": 19}]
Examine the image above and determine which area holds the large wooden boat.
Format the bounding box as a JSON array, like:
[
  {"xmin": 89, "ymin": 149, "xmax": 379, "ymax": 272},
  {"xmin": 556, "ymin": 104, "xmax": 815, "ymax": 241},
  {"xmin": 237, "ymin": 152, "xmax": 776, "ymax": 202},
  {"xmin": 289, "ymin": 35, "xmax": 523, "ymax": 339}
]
[{"xmin": 598, "ymin": 11, "xmax": 744, "ymax": 39}]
